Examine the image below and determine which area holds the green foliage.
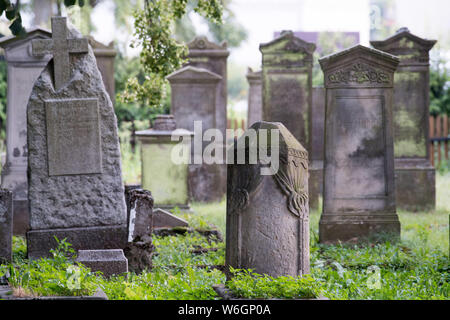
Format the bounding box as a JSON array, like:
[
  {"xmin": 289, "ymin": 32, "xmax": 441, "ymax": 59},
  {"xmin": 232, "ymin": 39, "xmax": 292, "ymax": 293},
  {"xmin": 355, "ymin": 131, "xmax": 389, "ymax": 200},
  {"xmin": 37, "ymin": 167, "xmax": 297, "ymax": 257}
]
[
  {"xmin": 2, "ymin": 237, "xmax": 99, "ymax": 297},
  {"xmin": 227, "ymin": 268, "xmax": 322, "ymax": 299},
  {"xmin": 2, "ymin": 174, "xmax": 448, "ymax": 300},
  {"xmin": 114, "ymin": 53, "xmax": 170, "ymax": 125},
  {"xmin": 118, "ymin": 0, "xmax": 223, "ymax": 109},
  {"xmin": 430, "ymin": 54, "xmax": 450, "ymax": 115},
  {"xmin": 0, "ymin": 0, "xmax": 25, "ymax": 36}
]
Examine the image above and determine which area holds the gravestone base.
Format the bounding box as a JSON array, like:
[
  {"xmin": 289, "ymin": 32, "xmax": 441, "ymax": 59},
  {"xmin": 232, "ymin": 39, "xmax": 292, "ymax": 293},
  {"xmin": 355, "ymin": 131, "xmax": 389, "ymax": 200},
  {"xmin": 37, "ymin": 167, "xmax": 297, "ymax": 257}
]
[
  {"xmin": 27, "ymin": 225, "xmax": 127, "ymax": 259},
  {"xmin": 12, "ymin": 200, "xmax": 29, "ymax": 235},
  {"xmin": 319, "ymin": 214, "xmax": 400, "ymax": 244},
  {"xmin": 395, "ymin": 160, "xmax": 435, "ymax": 212},
  {"xmin": 308, "ymin": 161, "xmax": 323, "ymax": 210},
  {"xmin": 76, "ymin": 249, "xmax": 128, "ymax": 278},
  {"xmin": 188, "ymin": 164, "xmax": 226, "ymax": 203}
]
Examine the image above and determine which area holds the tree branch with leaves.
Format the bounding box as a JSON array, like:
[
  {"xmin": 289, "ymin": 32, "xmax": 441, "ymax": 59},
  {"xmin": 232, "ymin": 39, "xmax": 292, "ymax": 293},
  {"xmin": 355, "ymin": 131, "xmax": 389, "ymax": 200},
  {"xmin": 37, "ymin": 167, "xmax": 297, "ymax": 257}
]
[{"xmin": 118, "ymin": 0, "xmax": 224, "ymax": 109}]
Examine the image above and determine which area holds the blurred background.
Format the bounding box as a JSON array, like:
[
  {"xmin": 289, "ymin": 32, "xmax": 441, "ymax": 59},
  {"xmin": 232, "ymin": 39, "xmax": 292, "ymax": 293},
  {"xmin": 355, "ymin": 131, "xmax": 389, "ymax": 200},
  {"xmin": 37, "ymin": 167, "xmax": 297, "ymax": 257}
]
[{"xmin": 0, "ymin": 0, "xmax": 449, "ymax": 182}]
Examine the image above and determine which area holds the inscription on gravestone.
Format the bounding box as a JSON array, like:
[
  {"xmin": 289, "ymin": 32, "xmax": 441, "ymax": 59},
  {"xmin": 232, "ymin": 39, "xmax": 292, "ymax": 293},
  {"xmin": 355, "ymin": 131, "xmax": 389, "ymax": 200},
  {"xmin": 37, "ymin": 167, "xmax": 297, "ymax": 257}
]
[
  {"xmin": 46, "ymin": 98, "xmax": 102, "ymax": 176},
  {"xmin": 333, "ymin": 96, "xmax": 386, "ymax": 199}
]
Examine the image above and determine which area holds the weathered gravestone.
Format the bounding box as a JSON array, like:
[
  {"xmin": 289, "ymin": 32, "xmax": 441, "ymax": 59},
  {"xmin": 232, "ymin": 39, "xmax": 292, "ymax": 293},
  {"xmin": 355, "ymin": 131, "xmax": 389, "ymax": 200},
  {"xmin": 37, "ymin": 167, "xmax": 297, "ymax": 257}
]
[
  {"xmin": 318, "ymin": 45, "xmax": 401, "ymax": 243},
  {"xmin": 0, "ymin": 189, "xmax": 13, "ymax": 263},
  {"xmin": 371, "ymin": 27, "xmax": 436, "ymax": 211},
  {"xmin": 246, "ymin": 67, "xmax": 262, "ymax": 128},
  {"xmin": 167, "ymin": 66, "xmax": 224, "ymax": 202},
  {"xmin": 185, "ymin": 36, "xmax": 229, "ymax": 202},
  {"xmin": 226, "ymin": 122, "xmax": 310, "ymax": 277},
  {"xmin": 87, "ymin": 36, "xmax": 116, "ymax": 105},
  {"xmin": 136, "ymin": 114, "xmax": 193, "ymax": 210},
  {"xmin": 0, "ymin": 28, "xmax": 52, "ymax": 235},
  {"xmin": 26, "ymin": 17, "xmax": 127, "ymax": 259},
  {"xmin": 309, "ymin": 87, "xmax": 326, "ymax": 210},
  {"xmin": 124, "ymin": 188, "xmax": 154, "ymax": 274},
  {"xmin": 259, "ymin": 30, "xmax": 316, "ymax": 148},
  {"xmin": 0, "ymin": 28, "xmax": 117, "ymax": 236}
]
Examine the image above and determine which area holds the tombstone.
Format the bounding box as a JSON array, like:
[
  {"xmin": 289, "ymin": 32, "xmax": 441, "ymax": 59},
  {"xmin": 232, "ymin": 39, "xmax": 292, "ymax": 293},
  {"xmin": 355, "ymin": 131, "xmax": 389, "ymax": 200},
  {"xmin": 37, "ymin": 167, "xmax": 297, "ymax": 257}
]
[
  {"xmin": 76, "ymin": 249, "xmax": 128, "ymax": 278},
  {"xmin": 153, "ymin": 208, "xmax": 189, "ymax": 229},
  {"xmin": 0, "ymin": 189, "xmax": 13, "ymax": 263},
  {"xmin": 26, "ymin": 17, "xmax": 127, "ymax": 259},
  {"xmin": 0, "ymin": 28, "xmax": 52, "ymax": 235},
  {"xmin": 87, "ymin": 36, "xmax": 116, "ymax": 105},
  {"xmin": 259, "ymin": 30, "xmax": 316, "ymax": 149},
  {"xmin": 135, "ymin": 114, "xmax": 193, "ymax": 210},
  {"xmin": 185, "ymin": 36, "xmax": 229, "ymax": 201},
  {"xmin": 309, "ymin": 87, "xmax": 326, "ymax": 209},
  {"xmin": 318, "ymin": 45, "xmax": 401, "ymax": 243},
  {"xmin": 246, "ymin": 67, "xmax": 262, "ymax": 128},
  {"xmin": 371, "ymin": 28, "xmax": 436, "ymax": 211},
  {"xmin": 0, "ymin": 28, "xmax": 117, "ymax": 236},
  {"xmin": 167, "ymin": 66, "xmax": 224, "ymax": 202},
  {"xmin": 124, "ymin": 188, "xmax": 154, "ymax": 274},
  {"xmin": 226, "ymin": 122, "xmax": 310, "ymax": 277}
]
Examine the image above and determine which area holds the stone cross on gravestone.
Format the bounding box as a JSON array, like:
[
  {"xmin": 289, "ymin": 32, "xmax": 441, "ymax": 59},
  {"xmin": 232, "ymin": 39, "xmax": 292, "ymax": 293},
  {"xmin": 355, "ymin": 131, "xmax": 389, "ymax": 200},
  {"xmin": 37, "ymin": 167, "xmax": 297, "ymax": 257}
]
[{"xmin": 32, "ymin": 16, "xmax": 88, "ymax": 91}]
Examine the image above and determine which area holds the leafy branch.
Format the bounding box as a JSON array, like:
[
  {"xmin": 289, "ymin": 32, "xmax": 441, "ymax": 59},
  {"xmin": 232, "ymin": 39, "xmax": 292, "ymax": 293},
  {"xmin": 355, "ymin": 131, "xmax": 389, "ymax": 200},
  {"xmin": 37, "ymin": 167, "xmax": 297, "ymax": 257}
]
[{"xmin": 118, "ymin": 0, "xmax": 223, "ymax": 109}]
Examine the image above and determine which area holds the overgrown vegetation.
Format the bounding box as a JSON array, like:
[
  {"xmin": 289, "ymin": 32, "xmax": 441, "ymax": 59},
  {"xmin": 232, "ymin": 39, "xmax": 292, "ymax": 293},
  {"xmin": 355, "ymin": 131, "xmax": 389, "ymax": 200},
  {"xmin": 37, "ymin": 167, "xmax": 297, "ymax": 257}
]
[{"xmin": 1, "ymin": 173, "xmax": 448, "ymax": 300}]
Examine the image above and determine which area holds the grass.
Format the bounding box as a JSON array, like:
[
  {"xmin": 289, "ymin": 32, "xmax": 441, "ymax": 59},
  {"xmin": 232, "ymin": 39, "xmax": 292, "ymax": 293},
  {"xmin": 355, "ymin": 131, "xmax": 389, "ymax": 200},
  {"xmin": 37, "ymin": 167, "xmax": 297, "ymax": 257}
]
[{"xmin": 1, "ymin": 158, "xmax": 448, "ymax": 300}]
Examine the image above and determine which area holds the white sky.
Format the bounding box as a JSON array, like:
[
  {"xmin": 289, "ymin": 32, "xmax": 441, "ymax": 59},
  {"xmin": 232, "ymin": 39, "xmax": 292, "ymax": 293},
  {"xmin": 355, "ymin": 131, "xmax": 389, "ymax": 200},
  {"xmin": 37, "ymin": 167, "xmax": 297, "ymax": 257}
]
[{"xmin": 11, "ymin": 0, "xmax": 450, "ymax": 66}]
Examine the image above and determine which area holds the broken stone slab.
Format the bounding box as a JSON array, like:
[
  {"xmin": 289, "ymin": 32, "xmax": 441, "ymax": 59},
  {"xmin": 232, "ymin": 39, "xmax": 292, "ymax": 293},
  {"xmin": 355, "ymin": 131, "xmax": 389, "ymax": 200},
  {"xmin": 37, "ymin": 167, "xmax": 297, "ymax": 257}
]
[
  {"xmin": 153, "ymin": 208, "xmax": 189, "ymax": 229},
  {"xmin": 75, "ymin": 249, "xmax": 128, "ymax": 278},
  {"xmin": 127, "ymin": 189, "xmax": 154, "ymax": 242},
  {"xmin": 124, "ymin": 188, "xmax": 154, "ymax": 274}
]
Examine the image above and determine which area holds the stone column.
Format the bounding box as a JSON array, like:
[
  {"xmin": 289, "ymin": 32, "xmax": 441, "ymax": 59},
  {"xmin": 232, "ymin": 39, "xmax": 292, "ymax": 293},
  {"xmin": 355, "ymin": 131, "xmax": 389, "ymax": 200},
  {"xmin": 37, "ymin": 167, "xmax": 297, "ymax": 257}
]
[
  {"xmin": 246, "ymin": 67, "xmax": 262, "ymax": 128},
  {"xmin": 0, "ymin": 28, "xmax": 52, "ymax": 235},
  {"xmin": 186, "ymin": 36, "xmax": 229, "ymax": 201},
  {"xmin": 167, "ymin": 66, "xmax": 224, "ymax": 202},
  {"xmin": 88, "ymin": 36, "xmax": 117, "ymax": 105},
  {"xmin": 318, "ymin": 45, "xmax": 401, "ymax": 244},
  {"xmin": 226, "ymin": 122, "xmax": 309, "ymax": 277},
  {"xmin": 371, "ymin": 27, "xmax": 436, "ymax": 211},
  {"xmin": 259, "ymin": 30, "xmax": 316, "ymax": 149},
  {"xmin": 309, "ymin": 87, "xmax": 326, "ymax": 210},
  {"xmin": 0, "ymin": 189, "xmax": 13, "ymax": 263}
]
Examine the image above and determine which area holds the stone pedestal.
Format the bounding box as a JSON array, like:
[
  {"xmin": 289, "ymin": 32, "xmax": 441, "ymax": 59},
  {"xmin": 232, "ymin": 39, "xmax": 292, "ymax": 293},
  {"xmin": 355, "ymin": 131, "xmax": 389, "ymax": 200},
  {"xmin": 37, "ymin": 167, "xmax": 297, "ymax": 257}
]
[
  {"xmin": 0, "ymin": 28, "xmax": 52, "ymax": 235},
  {"xmin": 76, "ymin": 249, "xmax": 128, "ymax": 278},
  {"xmin": 136, "ymin": 115, "xmax": 193, "ymax": 210},
  {"xmin": 259, "ymin": 30, "xmax": 315, "ymax": 149},
  {"xmin": 318, "ymin": 45, "xmax": 401, "ymax": 244},
  {"xmin": 371, "ymin": 28, "xmax": 436, "ymax": 211},
  {"xmin": 246, "ymin": 68, "xmax": 262, "ymax": 128},
  {"xmin": 226, "ymin": 122, "xmax": 309, "ymax": 277}
]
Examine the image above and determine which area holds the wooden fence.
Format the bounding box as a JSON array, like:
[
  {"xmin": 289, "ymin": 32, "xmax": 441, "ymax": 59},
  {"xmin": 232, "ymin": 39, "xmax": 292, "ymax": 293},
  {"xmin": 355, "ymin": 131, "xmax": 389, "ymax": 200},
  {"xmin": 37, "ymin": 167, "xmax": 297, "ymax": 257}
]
[{"xmin": 429, "ymin": 115, "xmax": 449, "ymax": 167}]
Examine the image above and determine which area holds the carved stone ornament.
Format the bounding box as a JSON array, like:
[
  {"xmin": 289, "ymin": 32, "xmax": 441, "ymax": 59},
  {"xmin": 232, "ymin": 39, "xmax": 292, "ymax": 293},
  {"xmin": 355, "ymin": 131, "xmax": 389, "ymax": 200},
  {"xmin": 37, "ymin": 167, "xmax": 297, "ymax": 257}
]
[{"xmin": 327, "ymin": 62, "xmax": 390, "ymax": 85}]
